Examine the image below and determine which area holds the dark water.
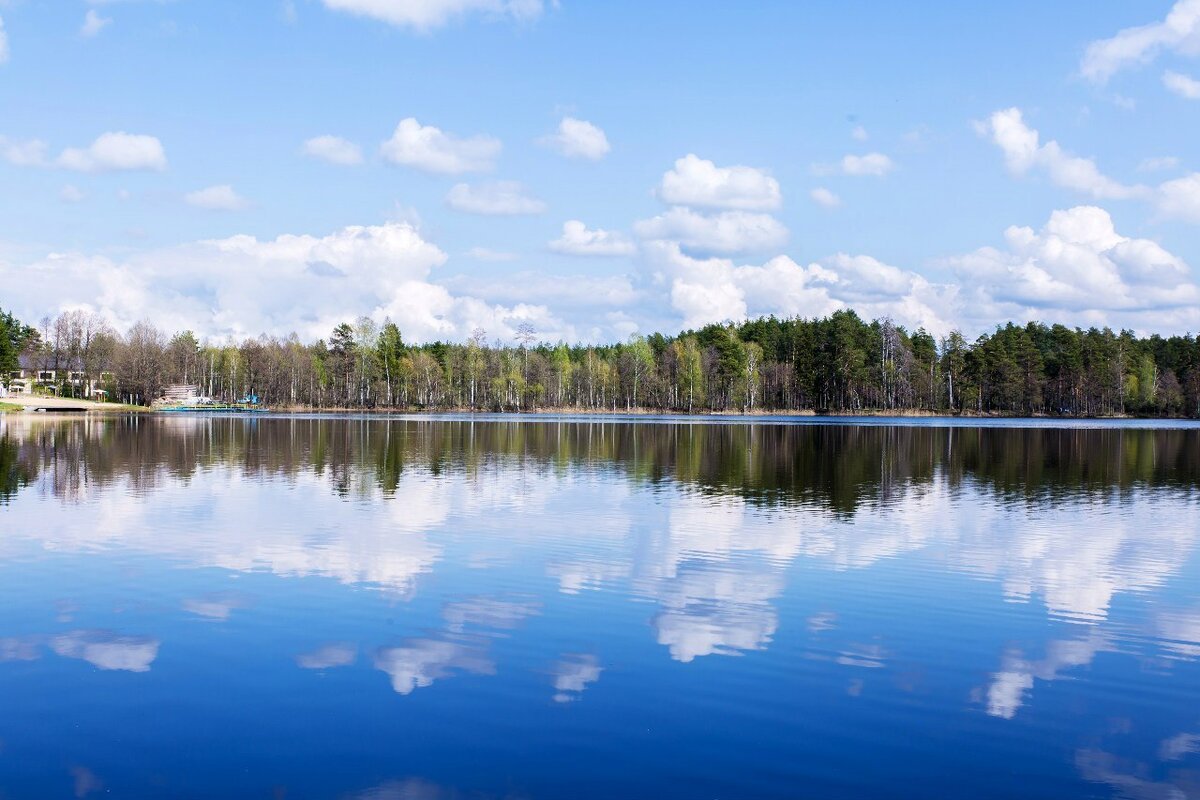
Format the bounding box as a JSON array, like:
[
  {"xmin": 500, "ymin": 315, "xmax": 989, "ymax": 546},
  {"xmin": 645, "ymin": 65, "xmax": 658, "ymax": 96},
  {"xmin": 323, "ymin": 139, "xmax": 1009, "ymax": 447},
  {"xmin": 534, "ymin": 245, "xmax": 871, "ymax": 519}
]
[{"xmin": 2, "ymin": 415, "xmax": 1200, "ymax": 800}]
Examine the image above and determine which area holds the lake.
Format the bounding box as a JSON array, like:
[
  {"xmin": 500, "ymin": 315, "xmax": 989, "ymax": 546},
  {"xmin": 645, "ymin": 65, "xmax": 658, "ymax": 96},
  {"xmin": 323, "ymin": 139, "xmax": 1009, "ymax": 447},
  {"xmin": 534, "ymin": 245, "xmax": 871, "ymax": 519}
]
[{"xmin": 1, "ymin": 414, "xmax": 1199, "ymax": 799}]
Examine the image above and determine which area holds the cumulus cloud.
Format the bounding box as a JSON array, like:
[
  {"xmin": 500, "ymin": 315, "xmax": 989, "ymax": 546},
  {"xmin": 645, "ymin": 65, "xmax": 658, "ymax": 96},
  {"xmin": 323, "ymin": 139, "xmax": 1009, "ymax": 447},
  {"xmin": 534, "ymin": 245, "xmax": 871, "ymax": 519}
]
[
  {"xmin": 986, "ymin": 633, "xmax": 1109, "ymax": 719},
  {"xmin": 634, "ymin": 207, "xmax": 788, "ymax": 256},
  {"xmin": 322, "ymin": 0, "xmax": 546, "ymax": 31},
  {"xmin": 851, "ymin": 125, "xmax": 869, "ymax": 141},
  {"xmin": 60, "ymin": 185, "xmax": 85, "ymax": 204},
  {"xmin": 302, "ymin": 135, "xmax": 364, "ymax": 165},
  {"xmin": 1158, "ymin": 172, "xmax": 1200, "ymax": 220},
  {"xmin": 1164, "ymin": 69, "xmax": 1200, "ymax": 97},
  {"xmin": 0, "ymin": 137, "xmax": 47, "ymax": 166},
  {"xmin": 551, "ymin": 653, "xmax": 602, "ymax": 703},
  {"xmin": 51, "ymin": 630, "xmax": 160, "ymax": 672},
  {"xmin": 981, "ymin": 108, "xmax": 1148, "ymax": 200},
  {"xmin": 0, "ymin": 220, "xmax": 593, "ymax": 343},
  {"xmin": 840, "ymin": 152, "xmax": 894, "ymax": 177},
  {"xmin": 982, "ymin": 107, "xmax": 1200, "ymax": 221},
  {"xmin": 297, "ymin": 642, "xmax": 358, "ymax": 669},
  {"xmin": 949, "ymin": 206, "xmax": 1200, "ymax": 329},
  {"xmin": 380, "ymin": 117, "xmax": 500, "ymax": 174},
  {"xmin": 636, "ymin": 204, "xmax": 1198, "ymax": 336},
  {"xmin": 548, "ymin": 220, "xmax": 636, "ymax": 256},
  {"xmin": 1081, "ymin": 0, "xmax": 1200, "ymax": 83},
  {"xmin": 643, "ymin": 241, "xmax": 842, "ymax": 329},
  {"xmin": 2, "ymin": 133, "xmax": 167, "ymax": 172},
  {"xmin": 539, "ymin": 117, "xmax": 610, "ymax": 160},
  {"xmin": 81, "ymin": 9, "xmax": 112, "ymax": 38},
  {"xmin": 57, "ymin": 132, "xmax": 167, "ymax": 172},
  {"xmin": 445, "ymin": 181, "xmax": 545, "ymax": 215},
  {"xmin": 185, "ymin": 184, "xmax": 249, "ymax": 211},
  {"xmin": 374, "ymin": 637, "xmax": 494, "ymax": 694},
  {"xmin": 636, "ymin": 223, "xmax": 957, "ymax": 333},
  {"xmin": 657, "ymin": 153, "xmax": 782, "ymax": 210},
  {"xmin": 810, "ymin": 187, "xmax": 841, "ymax": 207}
]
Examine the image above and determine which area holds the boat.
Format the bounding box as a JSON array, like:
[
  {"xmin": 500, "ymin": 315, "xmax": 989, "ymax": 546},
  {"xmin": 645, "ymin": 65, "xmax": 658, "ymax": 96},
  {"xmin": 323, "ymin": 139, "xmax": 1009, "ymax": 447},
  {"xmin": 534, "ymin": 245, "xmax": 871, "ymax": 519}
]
[
  {"xmin": 157, "ymin": 403, "xmax": 270, "ymax": 414},
  {"xmin": 155, "ymin": 389, "xmax": 270, "ymax": 414}
]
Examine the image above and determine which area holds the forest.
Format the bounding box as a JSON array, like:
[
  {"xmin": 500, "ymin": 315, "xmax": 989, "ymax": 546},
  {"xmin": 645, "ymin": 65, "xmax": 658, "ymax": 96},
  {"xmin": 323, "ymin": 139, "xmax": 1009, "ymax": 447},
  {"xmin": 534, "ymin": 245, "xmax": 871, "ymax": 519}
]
[{"xmin": 3, "ymin": 306, "xmax": 1200, "ymax": 417}]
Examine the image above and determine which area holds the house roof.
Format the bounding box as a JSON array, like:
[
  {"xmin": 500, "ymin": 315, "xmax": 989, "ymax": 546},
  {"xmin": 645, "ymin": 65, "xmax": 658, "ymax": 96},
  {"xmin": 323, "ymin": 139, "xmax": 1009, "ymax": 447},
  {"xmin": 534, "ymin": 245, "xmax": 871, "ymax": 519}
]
[{"xmin": 17, "ymin": 353, "xmax": 86, "ymax": 371}]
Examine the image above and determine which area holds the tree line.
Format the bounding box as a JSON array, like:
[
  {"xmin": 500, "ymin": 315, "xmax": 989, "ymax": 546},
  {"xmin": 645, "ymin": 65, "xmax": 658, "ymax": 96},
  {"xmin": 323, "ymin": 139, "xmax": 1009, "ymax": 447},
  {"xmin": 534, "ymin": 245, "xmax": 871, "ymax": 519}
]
[{"xmin": 4, "ymin": 307, "xmax": 1200, "ymax": 417}]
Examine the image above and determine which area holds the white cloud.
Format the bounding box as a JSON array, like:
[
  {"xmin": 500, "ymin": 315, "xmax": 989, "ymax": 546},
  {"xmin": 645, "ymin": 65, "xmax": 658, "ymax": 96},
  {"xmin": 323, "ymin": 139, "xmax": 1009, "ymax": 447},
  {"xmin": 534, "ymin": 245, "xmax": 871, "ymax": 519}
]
[
  {"xmin": 0, "ymin": 220, "xmax": 596, "ymax": 344},
  {"xmin": 380, "ymin": 117, "xmax": 500, "ymax": 174},
  {"xmin": 0, "ymin": 14, "xmax": 8, "ymax": 64},
  {"xmin": 322, "ymin": 0, "xmax": 545, "ymax": 31},
  {"xmin": 302, "ymin": 135, "xmax": 364, "ymax": 165},
  {"xmin": 539, "ymin": 117, "xmax": 610, "ymax": 160},
  {"xmin": 57, "ymin": 132, "xmax": 167, "ymax": 172},
  {"xmin": 464, "ymin": 246, "xmax": 516, "ymax": 261},
  {"xmin": 374, "ymin": 638, "xmax": 493, "ymax": 694},
  {"xmin": 1158, "ymin": 172, "xmax": 1200, "ymax": 221},
  {"xmin": 634, "ymin": 207, "xmax": 788, "ymax": 255},
  {"xmin": 442, "ymin": 596, "xmax": 541, "ymax": 634},
  {"xmin": 1139, "ymin": 155, "xmax": 1181, "ymax": 172},
  {"xmin": 297, "ymin": 642, "xmax": 357, "ymax": 669},
  {"xmin": 1164, "ymin": 69, "xmax": 1200, "ymax": 98},
  {"xmin": 643, "ymin": 242, "xmax": 842, "ymax": 330},
  {"xmin": 983, "ymin": 108, "xmax": 1200, "ymax": 221},
  {"xmin": 443, "ymin": 270, "xmax": 638, "ymax": 308},
  {"xmin": 182, "ymin": 593, "xmax": 249, "ymax": 621},
  {"xmin": 840, "ymin": 152, "xmax": 894, "ymax": 177},
  {"xmin": 60, "ymin": 185, "xmax": 85, "ymax": 203},
  {"xmin": 636, "ymin": 205, "xmax": 1198, "ymax": 337},
  {"xmin": 51, "ymin": 630, "xmax": 160, "ymax": 672},
  {"xmin": 1156, "ymin": 607, "xmax": 1200, "ymax": 658},
  {"xmin": 0, "ymin": 137, "xmax": 48, "ymax": 166},
  {"xmin": 981, "ymin": 108, "xmax": 1148, "ymax": 200},
  {"xmin": 1161, "ymin": 732, "xmax": 1200, "ymax": 761},
  {"xmin": 658, "ymin": 153, "xmax": 782, "ymax": 210},
  {"xmin": 851, "ymin": 125, "xmax": 869, "ymax": 141},
  {"xmin": 81, "ymin": 9, "xmax": 112, "ymax": 37},
  {"xmin": 446, "ymin": 181, "xmax": 545, "ymax": 215},
  {"xmin": 986, "ymin": 633, "xmax": 1109, "ymax": 719},
  {"xmin": 185, "ymin": 184, "xmax": 249, "ymax": 211},
  {"xmin": 548, "ymin": 220, "xmax": 636, "ymax": 256},
  {"xmin": 810, "ymin": 187, "xmax": 841, "ymax": 207},
  {"xmin": 551, "ymin": 654, "xmax": 602, "ymax": 703},
  {"xmin": 948, "ymin": 206, "xmax": 1200, "ymax": 329},
  {"xmin": 1081, "ymin": 0, "xmax": 1200, "ymax": 83}
]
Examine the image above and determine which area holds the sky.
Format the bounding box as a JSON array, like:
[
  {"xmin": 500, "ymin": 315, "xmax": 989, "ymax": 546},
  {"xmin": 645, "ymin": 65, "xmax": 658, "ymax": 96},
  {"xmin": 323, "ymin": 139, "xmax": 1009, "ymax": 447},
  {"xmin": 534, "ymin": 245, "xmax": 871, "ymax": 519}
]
[{"xmin": 2, "ymin": 0, "xmax": 1200, "ymax": 345}]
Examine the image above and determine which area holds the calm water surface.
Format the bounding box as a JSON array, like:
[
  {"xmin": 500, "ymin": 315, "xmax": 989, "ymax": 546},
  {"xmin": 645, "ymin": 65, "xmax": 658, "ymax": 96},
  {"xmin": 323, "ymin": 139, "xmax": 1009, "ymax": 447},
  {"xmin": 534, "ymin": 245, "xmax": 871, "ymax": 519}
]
[{"xmin": 2, "ymin": 415, "xmax": 1200, "ymax": 799}]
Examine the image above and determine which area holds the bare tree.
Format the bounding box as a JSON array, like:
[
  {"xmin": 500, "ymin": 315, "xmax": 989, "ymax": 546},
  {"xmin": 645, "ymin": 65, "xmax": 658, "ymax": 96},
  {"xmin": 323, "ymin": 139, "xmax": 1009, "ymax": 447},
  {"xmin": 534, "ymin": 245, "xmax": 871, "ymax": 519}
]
[
  {"xmin": 117, "ymin": 321, "xmax": 167, "ymax": 405},
  {"xmin": 515, "ymin": 322, "xmax": 536, "ymax": 381}
]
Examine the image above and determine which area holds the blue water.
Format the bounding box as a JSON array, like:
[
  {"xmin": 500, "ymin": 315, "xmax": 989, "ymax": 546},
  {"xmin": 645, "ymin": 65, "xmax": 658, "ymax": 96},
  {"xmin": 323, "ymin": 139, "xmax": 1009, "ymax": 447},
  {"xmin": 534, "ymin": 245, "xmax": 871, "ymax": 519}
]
[{"xmin": 1, "ymin": 415, "xmax": 1199, "ymax": 798}]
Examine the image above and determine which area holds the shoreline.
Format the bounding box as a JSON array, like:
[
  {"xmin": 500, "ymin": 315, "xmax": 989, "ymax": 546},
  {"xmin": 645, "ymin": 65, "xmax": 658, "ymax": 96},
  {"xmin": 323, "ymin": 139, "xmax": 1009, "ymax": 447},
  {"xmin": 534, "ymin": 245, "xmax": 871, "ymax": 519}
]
[
  {"xmin": 259, "ymin": 405, "xmax": 1170, "ymax": 420},
  {"xmin": 4, "ymin": 399, "xmax": 1194, "ymax": 422}
]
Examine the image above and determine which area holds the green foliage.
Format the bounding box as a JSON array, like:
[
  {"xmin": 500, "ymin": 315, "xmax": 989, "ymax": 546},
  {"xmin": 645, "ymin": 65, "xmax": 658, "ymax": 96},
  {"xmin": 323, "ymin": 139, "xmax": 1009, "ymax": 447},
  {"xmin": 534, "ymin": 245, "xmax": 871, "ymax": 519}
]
[
  {"xmin": 13, "ymin": 308, "xmax": 1200, "ymax": 417},
  {"xmin": 0, "ymin": 308, "xmax": 35, "ymax": 384}
]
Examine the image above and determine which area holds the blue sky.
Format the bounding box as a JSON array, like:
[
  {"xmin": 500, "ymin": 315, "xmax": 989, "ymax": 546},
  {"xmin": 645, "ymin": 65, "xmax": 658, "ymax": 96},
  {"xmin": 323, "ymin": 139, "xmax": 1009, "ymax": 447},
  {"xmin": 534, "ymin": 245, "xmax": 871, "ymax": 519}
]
[{"xmin": 2, "ymin": 0, "xmax": 1200, "ymax": 343}]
